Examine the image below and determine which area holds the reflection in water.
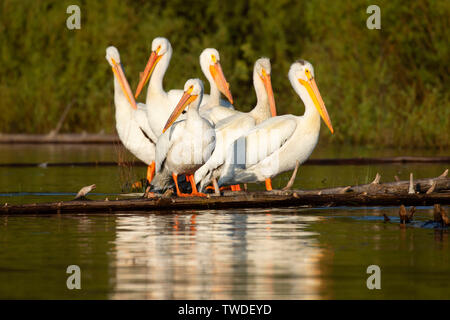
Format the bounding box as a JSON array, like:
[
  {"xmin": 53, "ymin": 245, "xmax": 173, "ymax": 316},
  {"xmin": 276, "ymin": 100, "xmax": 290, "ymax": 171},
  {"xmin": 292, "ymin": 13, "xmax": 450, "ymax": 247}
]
[
  {"xmin": 0, "ymin": 207, "xmax": 448, "ymax": 299},
  {"xmin": 1, "ymin": 145, "xmax": 449, "ymax": 299},
  {"xmin": 112, "ymin": 210, "xmax": 324, "ymax": 299}
]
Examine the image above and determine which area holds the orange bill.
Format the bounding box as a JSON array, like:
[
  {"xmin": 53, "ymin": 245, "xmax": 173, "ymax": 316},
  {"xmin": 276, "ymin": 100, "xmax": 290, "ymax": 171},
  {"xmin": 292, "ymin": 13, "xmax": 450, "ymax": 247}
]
[
  {"xmin": 209, "ymin": 62, "xmax": 233, "ymax": 104},
  {"xmin": 162, "ymin": 89, "xmax": 198, "ymax": 133},
  {"xmin": 299, "ymin": 77, "xmax": 333, "ymax": 133},
  {"xmin": 260, "ymin": 70, "xmax": 277, "ymax": 117},
  {"xmin": 134, "ymin": 50, "xmax": 162, "ymax": 98},
  {"xmin": 111, "ymin": 58, "xmax": 138, "ymax": 110}
]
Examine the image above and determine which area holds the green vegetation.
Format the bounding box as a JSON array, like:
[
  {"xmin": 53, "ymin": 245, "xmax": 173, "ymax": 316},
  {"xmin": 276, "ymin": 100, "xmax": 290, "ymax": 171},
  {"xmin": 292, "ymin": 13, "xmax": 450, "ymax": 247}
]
[{"xmin": 0, "ymin": 0, "xmax": 448, "ymax": 147}]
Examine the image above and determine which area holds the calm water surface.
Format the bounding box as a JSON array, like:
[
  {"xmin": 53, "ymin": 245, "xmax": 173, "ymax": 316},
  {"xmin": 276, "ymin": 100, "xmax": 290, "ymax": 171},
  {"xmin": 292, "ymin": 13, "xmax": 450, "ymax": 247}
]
[{"xmin": 0, "ymin": 144, "xmax": 448, "ymax": 299}]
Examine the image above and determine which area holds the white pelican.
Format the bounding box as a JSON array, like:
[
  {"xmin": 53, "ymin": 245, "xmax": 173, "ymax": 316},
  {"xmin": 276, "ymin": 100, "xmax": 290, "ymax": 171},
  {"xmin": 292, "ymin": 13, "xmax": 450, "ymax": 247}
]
[
  {"xmin": 200, "ymin": 58, "xmax": 277, "ymax": 126},
  {"xmin": 194, "ymin": 58, "xmax": 277, "ymax": 192},
  {"xmin": 105, "ymin": 46, "xmax": 157, "ymax": 183},
  {"xmin": 154, "ymin": 79, "xmax": 215, "ymax": 197},
  {"xmin": 134, "ymin": 38, "xmax": 233, "ymax": 136},
  {"xmin": 217, "ymin": 59, "xmax": 333, "ymax": 189}
]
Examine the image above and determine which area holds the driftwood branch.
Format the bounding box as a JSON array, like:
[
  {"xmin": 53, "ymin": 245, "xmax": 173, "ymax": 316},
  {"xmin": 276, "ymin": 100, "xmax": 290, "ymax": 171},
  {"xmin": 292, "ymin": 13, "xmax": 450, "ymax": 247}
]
[
  {"xmin": 1, "ymin": 192, "xmax": 448, "ymax": 216},
  {"xmin": 371, "ymin": 173, "xmax": 381, "ymax": 184},
  {"xmin": 307, "ymin": 170, "xmax": 450, "ymax": 195},
  {"xmin": 399, "ymin": 205, "xmax": 416, "ymax": 224},
  {"xmin": 433, "ymin": 204, "xmax": 449, "ymax": 226},
  {"xmin": 408, "ymin": 173, "xmax": 415, "ymax": 194},
  {"xmin": 1, "ymin": 173, "xmax": 449, "ymax": 215}
]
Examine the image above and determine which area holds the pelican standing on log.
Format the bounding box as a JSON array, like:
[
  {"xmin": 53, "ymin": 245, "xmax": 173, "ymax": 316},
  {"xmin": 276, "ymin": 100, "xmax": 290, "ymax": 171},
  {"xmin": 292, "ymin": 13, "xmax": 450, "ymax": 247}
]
[
  {"xmin": 105, "ymin": 47, "xmax": 157, "ymax": 183},
  {"xmin": 154, "ymin": 79, "xmax": 215, "ymax": 197},
  {"xmin": 217, "ymin": 60, "xmax": 333, "ymax": 189},
  {"xmin": 195, "ymin": 58, "xmax": 277, "ymax": 192}
]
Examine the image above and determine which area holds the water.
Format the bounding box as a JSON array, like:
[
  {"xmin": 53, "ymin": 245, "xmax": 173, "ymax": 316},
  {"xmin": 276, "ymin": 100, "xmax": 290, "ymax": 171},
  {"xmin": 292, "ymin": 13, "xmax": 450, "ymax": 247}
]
[{"xmin": 0, "ymin": 144, "xmax": 448, "ymax": 299}]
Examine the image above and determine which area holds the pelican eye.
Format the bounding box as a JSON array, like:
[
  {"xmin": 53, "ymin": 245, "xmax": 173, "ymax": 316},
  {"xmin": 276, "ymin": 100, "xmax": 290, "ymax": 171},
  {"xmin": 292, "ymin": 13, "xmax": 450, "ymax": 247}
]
[
  {"xmin": 211, "ymin": 55, "xmax": 217, "ymax": 63},
  {"xmin": 305, "ymin": 69, "xmax": 313, "ymax": 80}
]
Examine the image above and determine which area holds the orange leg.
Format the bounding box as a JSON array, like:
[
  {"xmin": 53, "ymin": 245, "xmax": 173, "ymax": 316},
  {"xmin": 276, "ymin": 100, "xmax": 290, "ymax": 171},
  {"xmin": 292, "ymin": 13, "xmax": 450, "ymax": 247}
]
[
  {"xmin": 232, "ymin": 184, "xmax": 241, "ymax": 191},
  {"xmin": 188, "ymin": 175, "xmax": 206, "ymax": 197},
  {"xmin": 132, "ymin": 181, "xmax": 143, "ymax": 189},
  {"xmin": 146, "ymin": 161, "xmax": 155, "ymax": 184},
  {"xmin": 265, "ymin": 178, "xmax": 273, "ymax": 191},
  {"xmin": 172, "ymin": 173, "xmax": 190, "ymax": 197}
]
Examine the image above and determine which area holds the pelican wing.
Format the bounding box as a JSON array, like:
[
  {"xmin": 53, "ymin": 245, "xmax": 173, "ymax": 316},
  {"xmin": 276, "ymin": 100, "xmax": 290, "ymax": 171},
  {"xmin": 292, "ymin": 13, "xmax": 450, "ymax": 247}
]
[
  {"xmin": 154, "ymin": 120, "xmax": 185, "ymax": 174},
  {"xmin": 195, "ymin": 113, "xmax": 255, "ymax": 189},
  {"xmin": 200, "ymin": 105, "xmax": 238, "ymax": 125},
  {"xmin": 135, "ymin": 103, "xmax": 158, "ymax": 143},
  {"xmin": 219, "ymin": 115, "xmax": 297, "ymax": 185},
  {"xmin": 242, "ymin": 115, "xmax": 297, "ymax": 166}
]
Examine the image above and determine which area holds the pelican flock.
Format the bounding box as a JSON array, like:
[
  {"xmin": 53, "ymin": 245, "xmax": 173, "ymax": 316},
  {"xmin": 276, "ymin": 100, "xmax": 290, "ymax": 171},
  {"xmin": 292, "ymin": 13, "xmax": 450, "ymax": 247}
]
[{"xmin": 106, "ymin": 37, "xmax": 333, "ymax": 197}]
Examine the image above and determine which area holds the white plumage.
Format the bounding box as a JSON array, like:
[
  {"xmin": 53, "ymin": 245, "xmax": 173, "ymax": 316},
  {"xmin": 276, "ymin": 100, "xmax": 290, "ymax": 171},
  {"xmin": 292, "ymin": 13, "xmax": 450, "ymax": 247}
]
[
  {"xmin": 194, "ymin": 58, "xmax": 277, "ymax": 191},
  {"xmin": 154, "ymin": 79, "xmax": 216, "ymax": 196},
  {"xmin": 105, "ymin": 46, "xmax": 156, "ymax": 167},
  {"xmin": 134, "ymin": 38, "xmax": 234, "ymax": 137},
  {"xmin": 217, "ymin": 60, "xmax": 333, "ymax": 187}
]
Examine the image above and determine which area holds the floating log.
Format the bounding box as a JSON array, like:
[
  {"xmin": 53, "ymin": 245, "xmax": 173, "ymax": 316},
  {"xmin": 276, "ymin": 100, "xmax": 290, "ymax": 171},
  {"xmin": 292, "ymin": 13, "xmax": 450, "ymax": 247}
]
[
  {"xmin": 1, "ymin": 173, "xmax": 449, "ymax": 215},
  {"xmin": 303, "ymin": 170, "xmax": 450, "ymax": 195},
  {"xmin": 0, "ymin": 192, "xmax": 449, "ymax": 216}
]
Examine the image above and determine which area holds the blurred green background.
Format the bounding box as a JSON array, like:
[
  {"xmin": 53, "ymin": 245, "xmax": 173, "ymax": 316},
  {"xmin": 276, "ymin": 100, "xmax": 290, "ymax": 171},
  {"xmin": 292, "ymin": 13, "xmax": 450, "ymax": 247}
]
[{"xmin": 0, "ymin": 0, "xmax": 448, "ymax": 148}]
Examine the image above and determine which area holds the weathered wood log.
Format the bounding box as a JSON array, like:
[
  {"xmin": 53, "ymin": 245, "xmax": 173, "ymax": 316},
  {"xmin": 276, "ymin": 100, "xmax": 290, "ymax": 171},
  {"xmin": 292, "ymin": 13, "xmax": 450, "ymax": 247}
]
[
  {"xmin": 1, "ymin": 189, "xmax": 449, "ymax": 216},
  {"xmin": 300, "ymin": 171, "xmax": 450, "ymax": 195},
  {"xmin": 1, "ymin": 174, "xmax": 448, "ymax": 215}
]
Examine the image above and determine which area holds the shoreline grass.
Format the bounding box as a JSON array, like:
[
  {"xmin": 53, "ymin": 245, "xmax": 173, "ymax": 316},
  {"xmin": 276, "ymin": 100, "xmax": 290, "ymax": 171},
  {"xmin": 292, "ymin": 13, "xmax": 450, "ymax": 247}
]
[{"xmin": 0, "ymin": 0, "xmax": 448, "ymax": 148}]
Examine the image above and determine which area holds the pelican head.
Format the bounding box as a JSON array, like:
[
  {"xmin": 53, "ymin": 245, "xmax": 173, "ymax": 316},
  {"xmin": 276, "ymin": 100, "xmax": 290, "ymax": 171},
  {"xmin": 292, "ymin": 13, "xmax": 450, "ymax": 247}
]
[
  {"xmin": 134, "ymin": 37, "xmax": 172, "ymax": 98},
  {"xmin": 289, "ymin": 60, "xmax": 333, "ymax": 133},
  {"xmin": 200, "ymin": 48, "xmax": 233, "ymax": 104},
  {"xmin": 105, "ymin": 46, "xmax": 121, "ymax": 67},
  {"xmin": 254, "ymin": 57, "xmax": 277, "ymax": 117},
  {"xmin": 105, "ymin": 46, "xmax": 138, "ymax": 109},
  {"xmin": 163, "ymin": 79, "xmax": 204, "ymax": 132}
]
